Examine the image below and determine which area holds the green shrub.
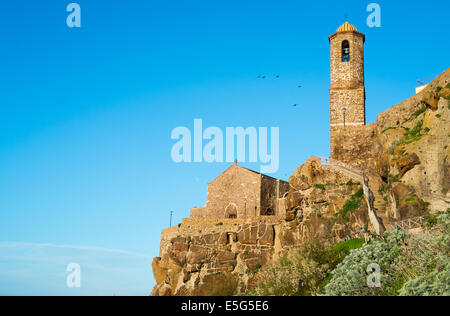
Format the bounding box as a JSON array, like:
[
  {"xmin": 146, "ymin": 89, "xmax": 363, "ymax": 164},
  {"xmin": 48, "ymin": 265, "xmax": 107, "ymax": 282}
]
[
  {"xmin": 332, "ymin": 238, "xmax": 365, "ymax": 256},
  {"xmin": 411, "ymin": 105, "xmax": 427, "ymax": 118},
  {"xmin": 403, "ymin": 120, "xmax": 423, "ymax": 143},
  {"xmin": 249, "ymin": 239, "xmax": 364, "ymax": 296},
  {"xmin": 399, "ymin": 266, "xmax": 450, "ymax": 296},
  {"xmin": 314, "ymin": 184, "xmax": 326, "ymax": 191},
  {"xmin": 406, "ymin": 196, "xmax": 416, "ymax": 206},
  {"xmin": 324, "ymin": 214, "xmax": 450, "ymax": 297},
  {"xmin": 354, "ymin": 187, "xmax": 364, "ymax": 198},
  {"xmin": 338, "ymin": 187, "xmax": 364, "ymax": 222},
  {"xmin": 324, "ymin": 230, "xmax": 404, "ymax": 296}
]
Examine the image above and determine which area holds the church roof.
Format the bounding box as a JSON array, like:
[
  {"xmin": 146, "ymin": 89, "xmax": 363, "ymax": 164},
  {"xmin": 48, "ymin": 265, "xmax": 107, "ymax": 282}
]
[{"xmin": 336, "ymin": 21, "xmax": 357, "ymax": 32}]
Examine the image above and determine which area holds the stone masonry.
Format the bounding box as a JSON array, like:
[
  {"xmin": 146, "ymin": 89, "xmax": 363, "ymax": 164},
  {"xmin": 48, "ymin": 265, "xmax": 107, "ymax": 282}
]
[
  {"xmin": 329, "ymin": 22, "xmax": 366, "ymax": 161},
  {"xmin": 190, "ymin": 162, "xmax": 289, "ymax": 219}
]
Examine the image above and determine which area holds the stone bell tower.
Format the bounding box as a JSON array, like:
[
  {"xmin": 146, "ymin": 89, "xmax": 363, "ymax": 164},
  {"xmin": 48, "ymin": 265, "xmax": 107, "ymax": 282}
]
[{"xmin": 329, "ymin": 22, "xmax": 366, "ymax": 158}]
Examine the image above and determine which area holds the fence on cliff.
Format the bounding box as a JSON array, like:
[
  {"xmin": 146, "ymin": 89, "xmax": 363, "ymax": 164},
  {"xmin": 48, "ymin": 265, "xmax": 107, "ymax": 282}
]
[{"xmin": 392, "ymin": 216, "xmax": 425, "ymax": 231}]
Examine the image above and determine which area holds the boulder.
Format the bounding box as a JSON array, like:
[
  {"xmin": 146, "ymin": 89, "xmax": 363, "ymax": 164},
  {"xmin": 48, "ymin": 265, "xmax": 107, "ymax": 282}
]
[
  {"xmin": 438, "ymin": 87, "xmax": 450, "ymax": 100},
  {"xmin": 393, "ymin": 184, "xmax": 425, "ymax": 220},
  {"xmin": 152, "ymin": 257, "xmax": 167, "ymax": 285},
  {"xmin": 397, "ymin": 153, "xmax": 420, "ymax": 177},
  {"xmin": 422, "ymin": 92, "xmax": 439, "ymax": 111},
  {"xmin": 187, "ymin": 245, "xmax": 208, "ymax": 264},
  {"xmin": 216, "ymin": 251, "xmax": 236, "ymax": 264}
]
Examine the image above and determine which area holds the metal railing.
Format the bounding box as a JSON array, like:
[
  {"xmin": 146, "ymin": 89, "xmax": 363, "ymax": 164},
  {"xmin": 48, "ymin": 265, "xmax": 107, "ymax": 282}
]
[
  {"xmin": 416, "ymin": 74, "xmax": 440, "ymax": 87},
  {"xmin": 393, "ymin": 216, "xmax": 425, "ymax": 231}
]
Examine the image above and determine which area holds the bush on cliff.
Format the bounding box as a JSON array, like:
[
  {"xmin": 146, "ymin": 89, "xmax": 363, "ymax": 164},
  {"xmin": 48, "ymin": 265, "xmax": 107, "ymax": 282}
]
[
  {"xmin": 398, "ymin": 264, "xmax": 450, "ymax": 296},
  {"xmin": 249, "ymin": 239, "xmax": 365, "ymax": 296},
  {"xmin": 324, "ymin": 231, "xmax": 403, "ymax": 296},
  {"xmin": 325, "ymin": 211, "xmax": 450, "ymax": 296}
]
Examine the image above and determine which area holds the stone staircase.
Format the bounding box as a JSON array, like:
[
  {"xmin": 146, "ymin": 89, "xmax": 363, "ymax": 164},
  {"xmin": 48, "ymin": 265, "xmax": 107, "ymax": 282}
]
[{"xmin": 321, "ymin": 158, "xmax": 386, "ymax": 235}]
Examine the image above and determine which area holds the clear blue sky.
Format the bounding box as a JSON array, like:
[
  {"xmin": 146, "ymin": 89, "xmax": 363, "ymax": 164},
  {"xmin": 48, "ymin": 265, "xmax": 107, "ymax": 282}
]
[{"xmin": 0, "ymin": 0, "xmax": 448, "ymax": 295}]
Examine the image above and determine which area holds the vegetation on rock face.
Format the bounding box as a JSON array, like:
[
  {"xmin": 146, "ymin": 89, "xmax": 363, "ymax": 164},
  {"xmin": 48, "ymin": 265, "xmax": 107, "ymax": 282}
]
[
  {"xmin": 336, "ymin": 187, "xmax": 364, "ymax": 223},
  {"xmin": 243, "ymin": 210, "xmax": 450, "ymax": 297},
  {"xmin": 247, "ymin": 239, "xmax": 365, "ymax": 296},
  {"xmin": 313, "ymin": 184, "xmax": 326, "ymax": 191},
  {"xmin": 398, "ymin": 265, "xmax": 449, "ymax": 296},
  {"xmin": 324, "ymin": 232, "xmax": 403, "ymax": 296},
  {"xmin": 325, "ymin": 211, "xmax": 450, "ymax": 296}
]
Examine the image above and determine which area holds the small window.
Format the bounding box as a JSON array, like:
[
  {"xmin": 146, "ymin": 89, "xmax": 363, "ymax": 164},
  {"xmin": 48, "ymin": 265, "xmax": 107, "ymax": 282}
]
[
  {"xmin": 224, "ymin": 204, "xmax": 238, "ymax": 219},
  {"xmin": 342, "ymin": 40, "xmax": 350, "ymax": 62}
]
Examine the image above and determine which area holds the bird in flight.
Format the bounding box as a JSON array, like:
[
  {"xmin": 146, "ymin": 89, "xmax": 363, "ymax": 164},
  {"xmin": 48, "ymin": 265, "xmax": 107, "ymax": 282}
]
[
  {"xmin": 298, "ymin": 85, "xmax": 302, "ymax": 88},
  {"xmin": 292, "ymin": 104, "xmax": 297, "ymax": 107},
  {"xmin": 276, "ymin": 75, "xmax": 280, "ymax": 78}
]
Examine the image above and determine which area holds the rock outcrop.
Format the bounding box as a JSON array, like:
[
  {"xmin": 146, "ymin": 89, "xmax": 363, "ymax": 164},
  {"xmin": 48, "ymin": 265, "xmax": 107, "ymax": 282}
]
[{"xmin": 152, "ymin": 159, "xmax": 370, "ymax": 296}]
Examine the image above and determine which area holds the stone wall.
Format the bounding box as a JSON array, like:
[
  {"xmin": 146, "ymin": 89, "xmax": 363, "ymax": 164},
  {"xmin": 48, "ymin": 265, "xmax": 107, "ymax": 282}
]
[
  {"xmin": 190, "ymin": 164, "xmax": 261, "ymax": 218},
  {"xmin": 190, "ymin": 164, "xmax": 289, "ymax": 219},
  {"xmin": 330, "ymin": 125, "xmax": 376, "ymax": 171},
  {"xmin": 329, "ymin": 31, "xmax": 365, "ymax": 89},
  {"xmin": 260, "ymin": 177, "xmax": 290, "ymax": 216},
  {"xmin": 330, "ymin": 87, "xmax": 366, "ymax": 126}
]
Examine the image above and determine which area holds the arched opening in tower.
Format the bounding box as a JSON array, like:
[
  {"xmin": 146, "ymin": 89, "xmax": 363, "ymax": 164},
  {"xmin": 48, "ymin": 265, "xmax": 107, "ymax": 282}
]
[{"xmin": 342, "ymin": 40, "xmax": 350, "ymax": 62}]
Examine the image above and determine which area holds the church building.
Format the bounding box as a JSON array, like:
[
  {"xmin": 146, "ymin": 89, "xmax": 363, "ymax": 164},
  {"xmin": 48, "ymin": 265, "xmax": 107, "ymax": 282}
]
[{"xmin": 190, "ymin": 162, "xmax": 289, "ymax": 219}]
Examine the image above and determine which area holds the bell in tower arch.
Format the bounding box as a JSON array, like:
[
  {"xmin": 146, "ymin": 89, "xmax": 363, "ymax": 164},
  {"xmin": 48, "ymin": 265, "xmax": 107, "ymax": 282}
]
[{"xmin": 342, "ymin": 40, "xmax": 350, "ymax": 62}]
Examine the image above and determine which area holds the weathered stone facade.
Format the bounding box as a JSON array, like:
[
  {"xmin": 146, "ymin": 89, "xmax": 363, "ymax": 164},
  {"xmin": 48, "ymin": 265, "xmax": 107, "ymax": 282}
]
[
  {"xmin": 329, "ymin": 23, "xmax": 366, "ymax": 159},
  {"xmin": 190, "ymin": 163, "xmax": 289, "ymax": 219},
  {"xmin": 330, "ymin": 125, "xmax": 374, "ymax": 170}
]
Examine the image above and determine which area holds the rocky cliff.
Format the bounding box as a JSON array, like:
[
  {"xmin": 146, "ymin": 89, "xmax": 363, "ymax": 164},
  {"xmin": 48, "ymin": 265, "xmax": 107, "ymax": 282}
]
[{"xmin": 151, "ymin": 69, "xmax": 450, "ymax": 296}]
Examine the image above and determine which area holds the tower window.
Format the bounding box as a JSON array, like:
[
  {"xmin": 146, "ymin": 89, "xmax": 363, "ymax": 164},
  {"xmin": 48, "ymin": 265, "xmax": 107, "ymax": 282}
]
[{"xmin": 342, "ymin": 40, "xmax": 350, "ymax": 62}]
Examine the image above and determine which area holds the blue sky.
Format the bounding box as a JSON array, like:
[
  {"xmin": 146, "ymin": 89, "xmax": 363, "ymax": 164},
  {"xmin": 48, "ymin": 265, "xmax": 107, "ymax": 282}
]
[{"xmin": 0, "ymin": 0, "xmax": 448, "ymax": 295}]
